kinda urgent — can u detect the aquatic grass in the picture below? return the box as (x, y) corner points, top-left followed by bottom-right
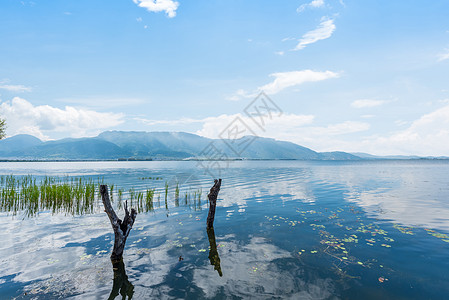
(174, 182), (180, 207)
(196, 189), (202, 211)
(0, 175), (100, 216)
(129, 188), (136, 208)
(145, 188), (155, 212)
(165, 181), (169, 209)
(109, 184), (114, 201)
(139, 176), (163, 180)
(0, 175), (207, 216)
(117, 188), (123, 209)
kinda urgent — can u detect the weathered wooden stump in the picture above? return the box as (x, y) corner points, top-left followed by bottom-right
(100, 185), (137, 262)
(206, 179), (222, 229)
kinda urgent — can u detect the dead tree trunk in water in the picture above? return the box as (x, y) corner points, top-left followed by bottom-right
(206, 179), (222, 229)
(100, 185), (137, 262)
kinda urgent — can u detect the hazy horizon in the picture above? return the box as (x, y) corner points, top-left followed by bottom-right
(2, 130), (448, 158)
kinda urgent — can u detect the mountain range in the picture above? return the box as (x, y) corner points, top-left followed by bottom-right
(0, 131), (443, 161)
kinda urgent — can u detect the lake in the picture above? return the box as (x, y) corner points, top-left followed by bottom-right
(1, 160), (448, 299)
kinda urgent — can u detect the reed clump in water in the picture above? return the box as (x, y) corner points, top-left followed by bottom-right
(0, 175), (206, 216)
(0, 175), (97, 217)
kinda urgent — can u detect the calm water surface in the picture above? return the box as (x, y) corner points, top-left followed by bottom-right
(0, 160), (448, 299)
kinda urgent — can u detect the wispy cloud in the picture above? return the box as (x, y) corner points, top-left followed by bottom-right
(360, 104), (449, 156)
(0, 97), (124, 140)
(297, 0), (325, 13)
(194, 114), (371, 155)
(0, 81), (32, 93)
(226, 89), (252, 101)
(195, 113), (315, 139)
(351, 99), (387, 108)
(437, 49), (449, 62)
(133, 0), (179, 18)
(135, 113), (316, 140)
(315, 121), (370, 136)
(281, 37), (296, 42)
(259, 70), (340, 95)
(58, 96), (145, 109)
(228, 70), (339, 101)
(135, 116), (207, 126)
(294, 18), (336, 50)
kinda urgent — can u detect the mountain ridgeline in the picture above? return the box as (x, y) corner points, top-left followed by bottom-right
(0, 131), (362, 160)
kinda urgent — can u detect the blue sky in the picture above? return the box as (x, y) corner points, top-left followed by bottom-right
(1, 0), (449, 155)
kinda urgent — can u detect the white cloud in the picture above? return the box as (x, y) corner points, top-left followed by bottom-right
(133, 0), (179, 18)
(281, 37), (296, 42)
(0, 97), (124, 140)
(394, 120), (408, 127)
(294, 19), (336, 50)
(226, 89), (251, 101)
(313, 121), (371, 136)
(286, 105), (449, 156)
(361, 104), (449, 156)
(136, 113), (315, 137)
(351, 99), (387, 108)
(58, 96), (145, 109)
(193, 113), (371, 154)
(196, 113), (315, 139)
(310, 0), (325, 7)
(135, 116), (206, 126)
(136, 104), (449, 156)
(0, 82), (32, 93)
(437, 49), (449, 61)
(297, 0), (325, 13)
(276, 121), (371, 153)
(275, 51), (285, 56)
(135, 112), (375, 154)
(361, 114), (375, 119)
(228, 70), (339, 101)
(259, 70), (339, 95)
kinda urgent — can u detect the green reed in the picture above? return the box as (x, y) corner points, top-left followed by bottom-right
(174, 182), (180, 207)
(0, 175), (206, 217)
(0, 175), (97, 217)
(164, 181), (169, 209)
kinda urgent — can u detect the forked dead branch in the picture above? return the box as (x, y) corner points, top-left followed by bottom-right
(100, 184), (137, 262)
(100, 179), (221, 262)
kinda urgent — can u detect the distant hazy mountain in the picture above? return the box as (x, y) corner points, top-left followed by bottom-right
(97, 131), (209, 159)
(0, 134), (43, 154)
(27, 138), (129, 160)
(0, 135), (129, 160)
(318, 151), (361, 160)
(0, 131), (364, 160)
(351, 152), (422, 160)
